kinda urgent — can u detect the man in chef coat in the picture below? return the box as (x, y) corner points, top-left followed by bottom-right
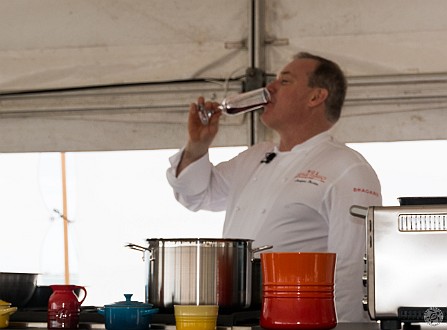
(166, 52), (382, 322)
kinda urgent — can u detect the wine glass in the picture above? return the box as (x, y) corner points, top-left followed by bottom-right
(198, 87), (270, 125)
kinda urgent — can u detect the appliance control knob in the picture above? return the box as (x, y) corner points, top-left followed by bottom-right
(362, 296), (368, 311)
(362, 272), (367, 287)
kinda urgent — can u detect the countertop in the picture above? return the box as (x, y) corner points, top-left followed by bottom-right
(10, 309), (447, 330)
(6, 322), (379, 330)
(8, 322), (447, 330)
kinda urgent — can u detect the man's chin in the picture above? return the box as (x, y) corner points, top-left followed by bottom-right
(259, 112), (271, 128)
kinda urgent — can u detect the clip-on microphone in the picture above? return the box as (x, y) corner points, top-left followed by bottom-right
(261, 152), (277, 164)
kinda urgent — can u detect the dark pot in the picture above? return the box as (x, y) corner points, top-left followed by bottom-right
(251, 258), (262, 309)
(398, 196), (447, 205)
(0, 273), (37, 308)
(24, 286), (53, 308)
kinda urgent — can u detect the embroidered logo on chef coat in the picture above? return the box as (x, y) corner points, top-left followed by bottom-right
(294, 170), (327, 185)
(353, 187), (380, 197)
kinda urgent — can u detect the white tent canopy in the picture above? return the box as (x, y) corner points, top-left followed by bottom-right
(1, 0), (446, 152)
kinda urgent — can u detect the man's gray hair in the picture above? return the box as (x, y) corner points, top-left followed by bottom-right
(294, 52), (347, 123)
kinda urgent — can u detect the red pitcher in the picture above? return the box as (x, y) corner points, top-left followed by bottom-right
(48, 284), (87, 329)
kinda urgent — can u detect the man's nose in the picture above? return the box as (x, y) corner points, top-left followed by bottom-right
(266, 80), (276, 93)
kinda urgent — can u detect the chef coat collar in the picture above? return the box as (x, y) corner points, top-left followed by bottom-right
(273, 131), (333, 154)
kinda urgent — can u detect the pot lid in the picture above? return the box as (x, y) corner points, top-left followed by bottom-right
(105, 294), (153, 308)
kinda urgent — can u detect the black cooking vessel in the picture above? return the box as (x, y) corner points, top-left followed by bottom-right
(0, 272), (37, 307)
(250, 258), (262, 309)
(398, 196), (447, 205)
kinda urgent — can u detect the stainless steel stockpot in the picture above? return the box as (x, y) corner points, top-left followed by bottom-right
(127, 238), (271, 310)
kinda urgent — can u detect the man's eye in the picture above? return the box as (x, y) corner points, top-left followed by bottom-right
(280, 79), (289, 84)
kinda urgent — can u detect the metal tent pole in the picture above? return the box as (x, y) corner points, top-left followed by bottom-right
(247, 0), (267, 146)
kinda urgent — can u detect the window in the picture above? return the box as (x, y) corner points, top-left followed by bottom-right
(0, 147), (246, 306)
(348, 140), (447, 206)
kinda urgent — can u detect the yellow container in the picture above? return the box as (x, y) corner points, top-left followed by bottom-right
(0, 300), (17, 329)
(174, 305), (218, 330)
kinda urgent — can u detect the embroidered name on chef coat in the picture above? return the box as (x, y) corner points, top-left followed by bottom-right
(294, 170), (327, 186)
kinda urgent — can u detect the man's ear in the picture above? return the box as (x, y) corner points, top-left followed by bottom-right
(308, 88), (329, 107)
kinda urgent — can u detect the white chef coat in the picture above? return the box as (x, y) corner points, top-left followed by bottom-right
(166, 131), (382, 322)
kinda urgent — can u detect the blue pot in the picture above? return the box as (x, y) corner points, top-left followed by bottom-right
(98, 294), (158, 330)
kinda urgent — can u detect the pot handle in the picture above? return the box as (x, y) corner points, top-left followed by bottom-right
(350, 205), (368, 219)
(126, 243), (149, 252)
(126, 243), (153, 262)
(250, 245), (273, 261)
(74, 286), (87, 305)
(141, 308), (159, 316)
(0, 307), (17, 316)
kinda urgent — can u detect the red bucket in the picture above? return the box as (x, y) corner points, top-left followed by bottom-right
(260, 252), (337, 330)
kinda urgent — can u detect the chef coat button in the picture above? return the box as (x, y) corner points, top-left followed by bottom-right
(253, 177), (257, 181)
(261, 209), (266, 214)
(235, 206), (241, 211)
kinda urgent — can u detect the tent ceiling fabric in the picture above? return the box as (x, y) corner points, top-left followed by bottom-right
(0, 0), (251, 92)
(1, 0), (447, 152)
(2, 0), (447, 91)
